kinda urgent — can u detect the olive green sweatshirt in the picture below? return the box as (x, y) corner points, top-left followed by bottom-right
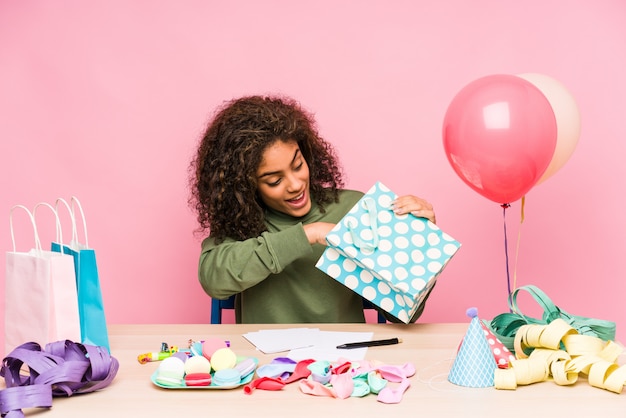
(198, 189), (431, 324)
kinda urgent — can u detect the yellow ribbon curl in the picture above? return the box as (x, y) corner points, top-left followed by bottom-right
(494, 318), (626, 393)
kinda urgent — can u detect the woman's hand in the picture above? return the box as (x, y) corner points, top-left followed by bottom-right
(392, 195), (436, 224)
(303, 222), (336, 245)
(304, 195), (436, 246)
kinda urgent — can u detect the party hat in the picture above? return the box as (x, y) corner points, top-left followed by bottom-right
(448, 307), (497, 387)
(478, 319), (515, 369)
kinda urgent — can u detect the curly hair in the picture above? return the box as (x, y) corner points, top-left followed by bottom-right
(189, 95), (344, 242)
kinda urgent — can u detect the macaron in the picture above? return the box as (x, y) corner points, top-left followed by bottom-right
(155, 356), (185, 387)
(171, 351), (189, 363)
(202, 338), (229, 360)
(210, 347), (237, 371)
(185, 372), (212, 387)
(212, 368), (241, 386)
(184, 355), (212, 375)
(234, 357), (257, 379)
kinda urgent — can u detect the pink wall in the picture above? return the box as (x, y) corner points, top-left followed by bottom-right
(2, 0), (625, 356)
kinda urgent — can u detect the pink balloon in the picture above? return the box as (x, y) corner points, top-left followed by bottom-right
(442, 74), (558, 204)
(516, 73), (581, 185)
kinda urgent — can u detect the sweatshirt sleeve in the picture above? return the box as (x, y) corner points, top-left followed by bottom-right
(198, 223), (312, 299)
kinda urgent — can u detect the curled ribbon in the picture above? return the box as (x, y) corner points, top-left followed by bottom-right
(494, 318), (626, 394)
(0, 340), (119, 417)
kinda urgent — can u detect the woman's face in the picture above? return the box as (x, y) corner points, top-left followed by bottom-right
(256, 139), (311, 217)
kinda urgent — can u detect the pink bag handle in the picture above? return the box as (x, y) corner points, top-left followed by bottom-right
(33, 202), (66, 248)
(9, 205), (42, 253)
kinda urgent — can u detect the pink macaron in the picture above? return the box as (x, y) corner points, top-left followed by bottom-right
(185, 372), (212, 387)
(202, 338), (229, 360)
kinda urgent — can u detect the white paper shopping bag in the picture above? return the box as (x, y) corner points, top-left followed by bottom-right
(4, 204), (81, 353)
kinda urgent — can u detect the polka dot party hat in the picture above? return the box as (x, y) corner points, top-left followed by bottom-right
(448, 308), (498, 388)
(478, 317), (516, 369)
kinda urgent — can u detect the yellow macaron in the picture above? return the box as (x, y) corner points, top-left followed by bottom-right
(209, 347), (237, 371)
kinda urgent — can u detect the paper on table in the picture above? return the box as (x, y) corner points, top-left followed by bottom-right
(242, 328), (320, 354)
(242, 328), (374, 361)
(288, 330), (374, 362)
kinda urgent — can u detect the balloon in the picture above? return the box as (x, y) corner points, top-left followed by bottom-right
(516, 73), (581, 185)
(442, 74), (557, 204)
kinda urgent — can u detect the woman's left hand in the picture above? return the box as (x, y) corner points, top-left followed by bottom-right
(391, 195), (436, 224)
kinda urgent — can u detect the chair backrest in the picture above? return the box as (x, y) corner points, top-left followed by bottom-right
(210, 296), (236, 324)
(210, 295), (386, 324)
(362, 299), (386, 324)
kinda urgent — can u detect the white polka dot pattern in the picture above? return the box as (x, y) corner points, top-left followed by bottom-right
(479, 320), (516, 368)
(315, 182), (461, 323)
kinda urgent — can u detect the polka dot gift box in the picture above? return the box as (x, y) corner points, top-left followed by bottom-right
(316, 181), (461, 323)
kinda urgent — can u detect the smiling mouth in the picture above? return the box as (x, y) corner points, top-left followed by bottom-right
(287, 192), (305, 204)
(287, 192), (306, 207)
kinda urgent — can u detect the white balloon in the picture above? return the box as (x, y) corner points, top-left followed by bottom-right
(516, 73), (581, 185)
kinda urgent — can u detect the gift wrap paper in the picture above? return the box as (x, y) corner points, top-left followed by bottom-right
(316, 182), (461, 323)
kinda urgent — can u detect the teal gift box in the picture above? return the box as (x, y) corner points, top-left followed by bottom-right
(316, 181), (461, 323)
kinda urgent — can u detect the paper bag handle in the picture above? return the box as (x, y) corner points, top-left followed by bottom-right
(345, 197), (379, 251)
(9, 205), (42, 252)
(71, 196), (89, 247)
(55, 196), (89, 247)
(33, 202), (66, 248)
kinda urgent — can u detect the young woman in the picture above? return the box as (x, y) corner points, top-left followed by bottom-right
(189, 95), (436, 323)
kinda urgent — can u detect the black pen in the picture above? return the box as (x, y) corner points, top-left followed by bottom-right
(336, 337), (402, 349)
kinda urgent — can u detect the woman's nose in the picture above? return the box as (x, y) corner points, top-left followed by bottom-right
(285, 173), (303, 192)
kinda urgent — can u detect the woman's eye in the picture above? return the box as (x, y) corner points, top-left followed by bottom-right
(294, 162), (304, 171)
(268, 179), (281, 187)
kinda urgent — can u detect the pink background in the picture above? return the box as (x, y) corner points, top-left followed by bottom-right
(1, 0), (625, 356)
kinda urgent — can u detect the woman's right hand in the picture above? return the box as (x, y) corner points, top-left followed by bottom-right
(303, 222), (335, 245)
